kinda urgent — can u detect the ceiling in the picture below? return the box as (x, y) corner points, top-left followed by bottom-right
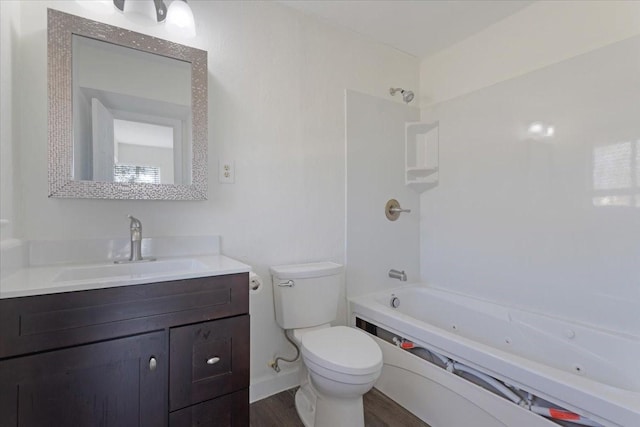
(279, 0), (534, 59)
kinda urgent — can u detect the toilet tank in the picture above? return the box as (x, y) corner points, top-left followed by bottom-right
(270, 262), (343, 330)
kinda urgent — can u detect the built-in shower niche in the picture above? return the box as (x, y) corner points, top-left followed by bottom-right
(405, 121), (439, 192)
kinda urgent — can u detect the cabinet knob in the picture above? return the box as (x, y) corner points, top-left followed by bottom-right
(206, 357), (220, 365)
(149, 357), (157, 371)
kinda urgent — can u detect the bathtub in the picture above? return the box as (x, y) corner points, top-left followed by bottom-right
(349, 285), (640, 427)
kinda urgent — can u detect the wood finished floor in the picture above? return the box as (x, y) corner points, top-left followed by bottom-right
(250, 388), (431, 427)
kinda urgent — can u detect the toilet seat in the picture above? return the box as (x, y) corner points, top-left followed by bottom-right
(301, 326), (382, 376)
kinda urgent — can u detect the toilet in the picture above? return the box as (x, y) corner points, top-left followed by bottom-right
(270, 262), (383, 427)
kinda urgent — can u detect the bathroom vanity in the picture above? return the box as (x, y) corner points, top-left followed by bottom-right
(0, 270), (250, 426)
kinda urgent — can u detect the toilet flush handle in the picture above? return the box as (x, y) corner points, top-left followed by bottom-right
(278, 280), (295, 287)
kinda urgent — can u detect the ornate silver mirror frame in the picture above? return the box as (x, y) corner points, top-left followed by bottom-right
(48, 9), (208, 200)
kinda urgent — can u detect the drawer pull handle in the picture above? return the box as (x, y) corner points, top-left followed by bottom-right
(149, 357), (157, 371)
(206, 357), (220, 365)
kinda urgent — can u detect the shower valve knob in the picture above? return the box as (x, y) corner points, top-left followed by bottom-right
(385, 199), (411, 221)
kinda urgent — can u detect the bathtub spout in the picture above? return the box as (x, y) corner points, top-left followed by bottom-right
(389, 269), (407, 281)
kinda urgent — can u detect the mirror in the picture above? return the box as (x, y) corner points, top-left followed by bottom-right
(73, 35), (192, 185)
(48, 9), (208, 200)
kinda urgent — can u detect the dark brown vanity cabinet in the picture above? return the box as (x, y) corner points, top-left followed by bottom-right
(0, 332), (168, 427)
(0, 273), (250, 427)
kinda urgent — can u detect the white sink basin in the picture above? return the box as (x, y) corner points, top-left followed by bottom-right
(54, 258), (209, 283)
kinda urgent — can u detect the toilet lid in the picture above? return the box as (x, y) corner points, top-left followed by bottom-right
(301, 326), (382, 376)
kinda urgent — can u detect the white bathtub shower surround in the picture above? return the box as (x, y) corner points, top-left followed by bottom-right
(350, 285), (640, 427)
(345, 91), (420, 299)
(420, 34), (640, 338)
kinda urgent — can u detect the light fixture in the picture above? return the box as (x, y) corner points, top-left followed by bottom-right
(166, 0), (196, 38)
(113, 0), (167, 22)
(113, 0), (196, 37)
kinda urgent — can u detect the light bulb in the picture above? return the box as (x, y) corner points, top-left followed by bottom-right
(166, 0), (196, 37)
(122, 0), (158, 22)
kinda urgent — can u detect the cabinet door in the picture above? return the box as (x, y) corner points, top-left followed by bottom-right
(170, 315), (249, 411)
(0, 331), (167, 427)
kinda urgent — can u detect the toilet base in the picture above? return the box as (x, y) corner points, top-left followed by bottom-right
(295, 383), (316, 427)
(295, 382), (365, 427)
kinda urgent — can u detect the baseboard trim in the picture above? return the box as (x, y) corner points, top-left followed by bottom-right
(250, 367), (300, 403)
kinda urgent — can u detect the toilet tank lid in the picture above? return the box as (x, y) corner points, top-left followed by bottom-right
(270, 262), (343, 279)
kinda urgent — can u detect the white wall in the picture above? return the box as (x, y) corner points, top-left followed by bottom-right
(0, 1), (21, 242)
(419, 4), (640, 336)
(346, 91), (420, 298)
(420, 1), (640, 106)
(5, 0), (418, 399)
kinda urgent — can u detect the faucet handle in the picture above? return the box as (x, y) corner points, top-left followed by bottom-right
(385, 199), (411, 221)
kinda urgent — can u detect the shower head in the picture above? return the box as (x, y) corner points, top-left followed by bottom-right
(390, 87), (414, 104)
(402, 90), (415, 103)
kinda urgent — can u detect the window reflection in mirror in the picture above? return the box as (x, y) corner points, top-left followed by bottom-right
(113, 120), (174, 184)
(72, 34), (192, 185)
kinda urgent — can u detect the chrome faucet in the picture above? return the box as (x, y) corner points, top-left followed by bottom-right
(128, 215), (143, 261)
(114, 215), (155, 264)
(389, 269), (407, 281)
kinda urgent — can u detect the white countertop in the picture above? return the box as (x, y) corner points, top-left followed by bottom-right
(0, 255), (251, 299)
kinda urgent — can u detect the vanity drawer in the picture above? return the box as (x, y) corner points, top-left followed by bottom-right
(0, 273), (249, 359)
(169, 389), (249, 427)
(169, 315), (250, 411)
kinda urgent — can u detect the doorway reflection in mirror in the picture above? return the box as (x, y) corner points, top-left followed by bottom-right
(72, 34), (191, 185)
